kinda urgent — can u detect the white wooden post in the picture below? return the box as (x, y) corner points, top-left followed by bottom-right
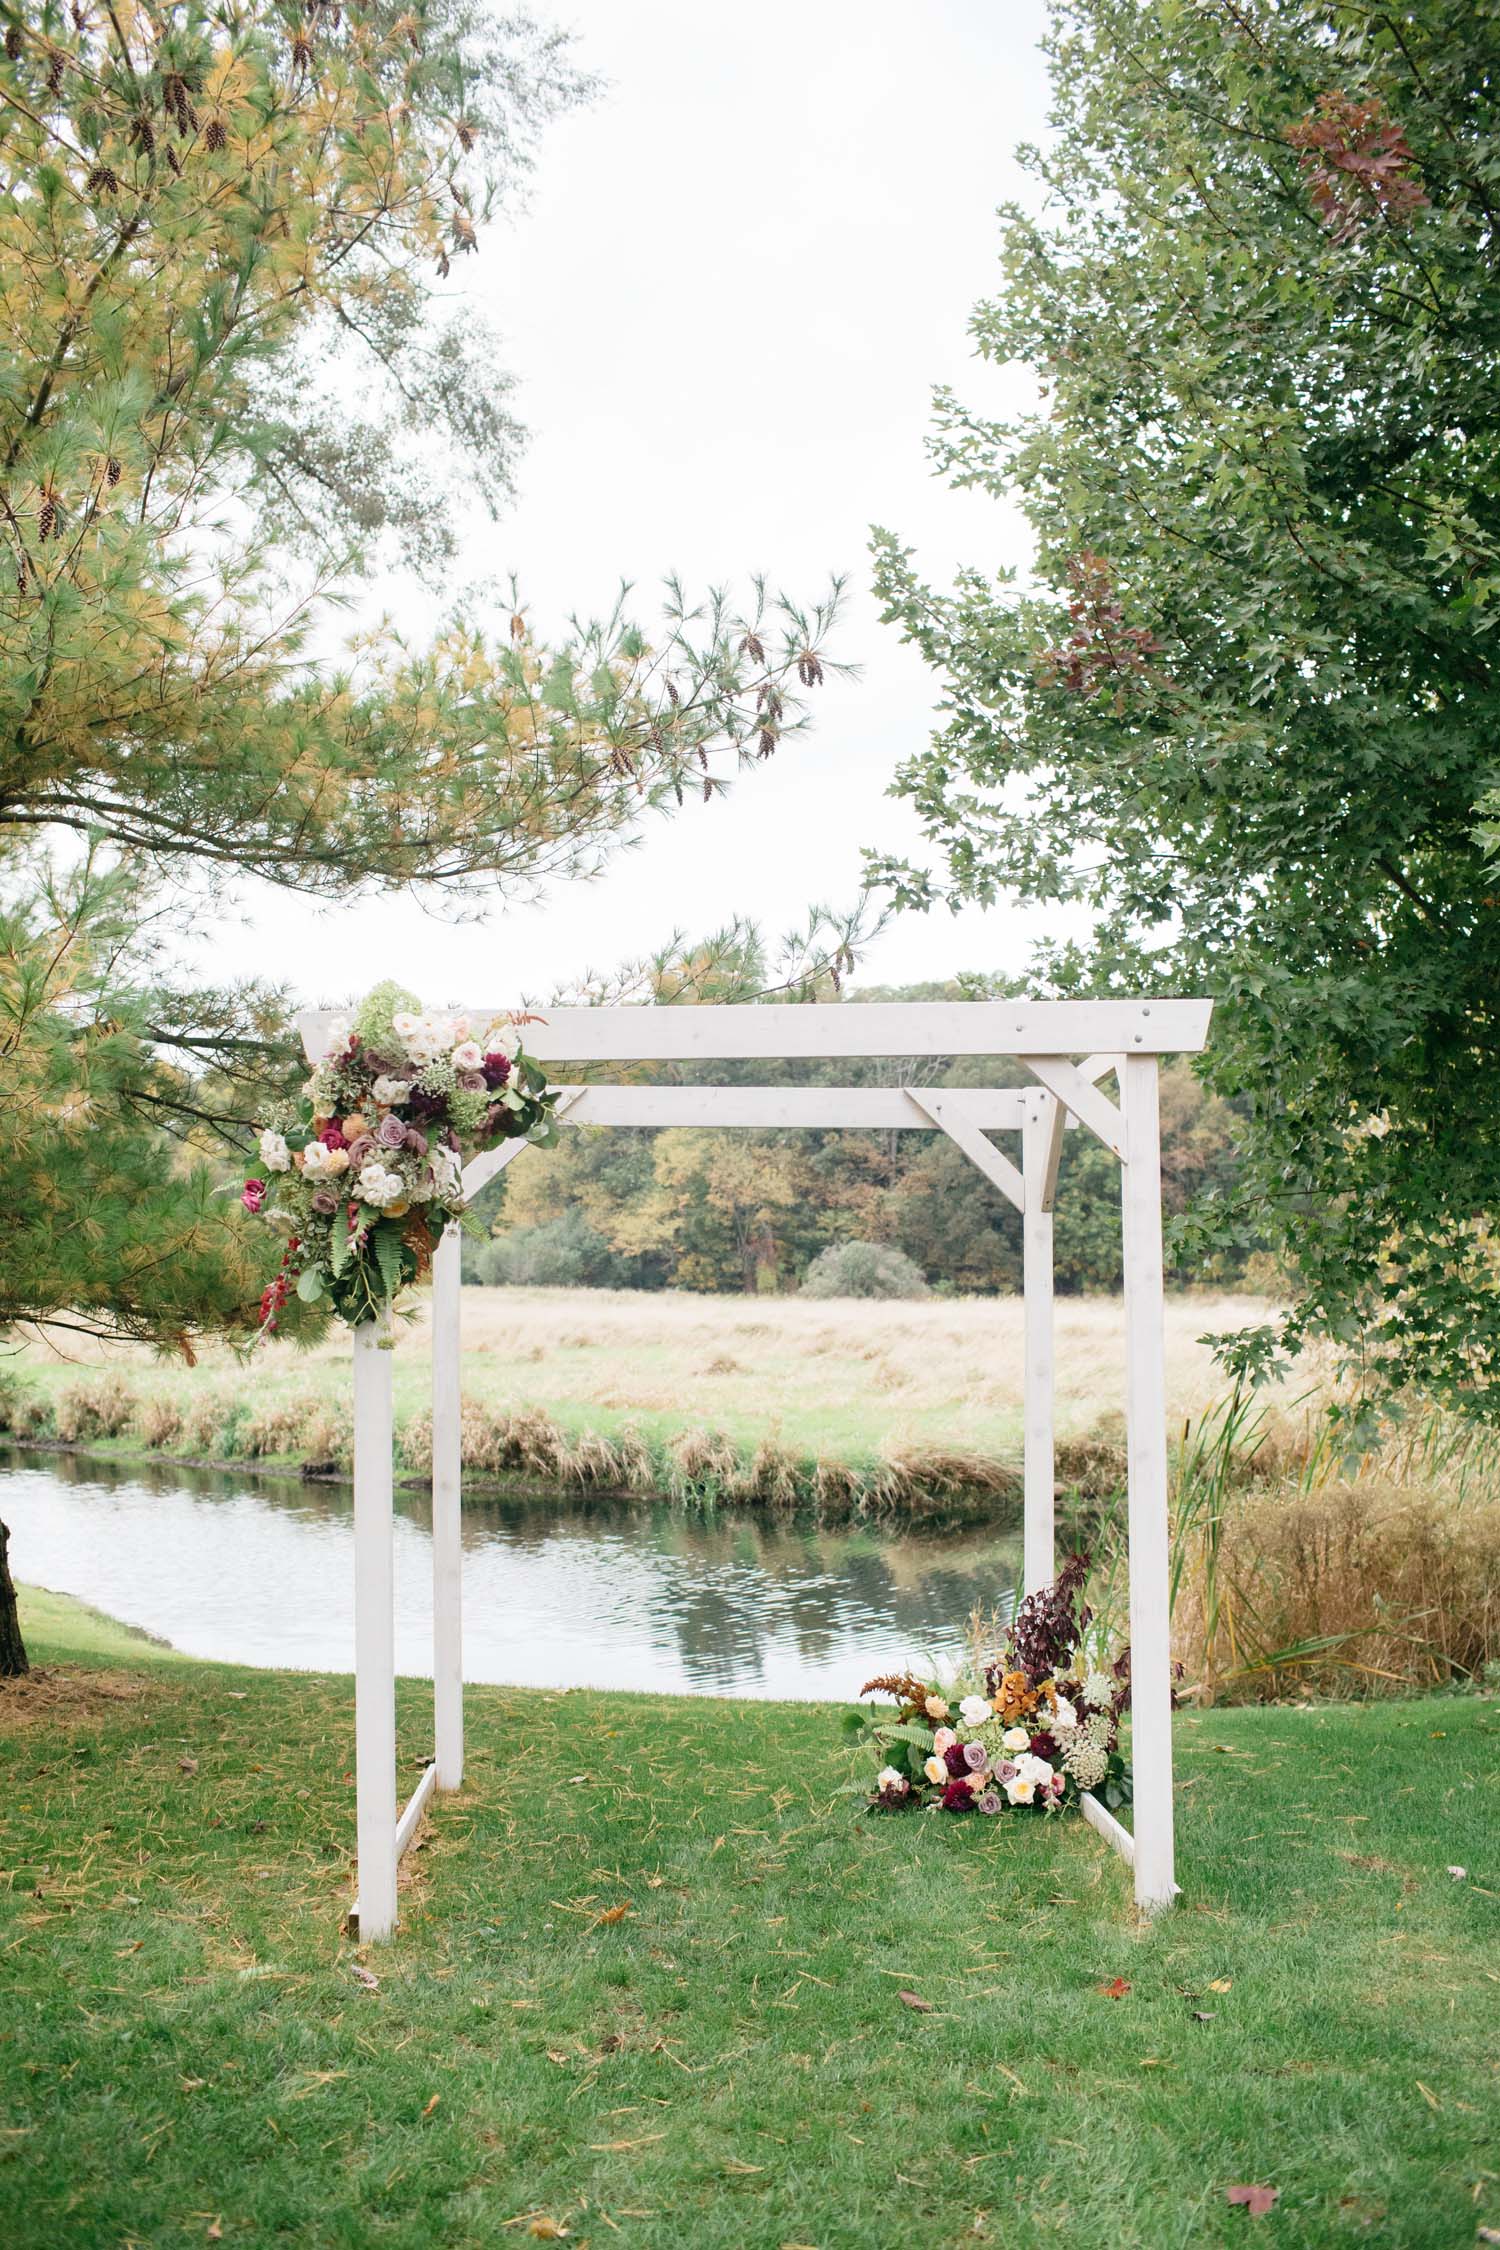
(352, 1318), (399, 1941)
(431, 1225), (464, 1791)
(1021, 1092), (1059, 1595)
(1120, 1053), (1176, 1912)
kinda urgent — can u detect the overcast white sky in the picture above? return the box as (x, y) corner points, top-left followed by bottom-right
(198, 0), (1067, 1009)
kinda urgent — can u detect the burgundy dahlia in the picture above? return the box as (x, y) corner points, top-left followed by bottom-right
(482, 1051), (512, 1088)
(1029, 1731), (1060, 1762)
(941, 1779), (974, 1811)
(943, 1743), (969, 1778)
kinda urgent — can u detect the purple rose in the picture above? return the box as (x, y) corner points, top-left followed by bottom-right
(310, 1188), (338, 1216)
(995, 1760), (1018, 1783)
(976, 1790), (1002, 1816)
(404, 1127), (429, 1157)
(346, 1133), (376, 1164)
(943, 1744), (969, 1778)
(963, 1740), (988, 1772)
(458, 1068), (487, 1093)
(377, 1113), (407, 1150)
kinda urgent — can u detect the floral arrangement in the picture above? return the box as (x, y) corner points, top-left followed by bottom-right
(844, 1555), (1132, 1820)
(244, 981), (560, 1332)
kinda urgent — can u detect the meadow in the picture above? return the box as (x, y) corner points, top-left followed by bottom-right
(2, 1588), (1497, 2250)
(6, 1285), (1305, 1488)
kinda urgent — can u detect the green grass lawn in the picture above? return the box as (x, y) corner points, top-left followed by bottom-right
(2, 1592), (1498, 2250)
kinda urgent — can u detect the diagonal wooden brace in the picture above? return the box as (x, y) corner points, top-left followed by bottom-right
(903, 1088), (1024, 1212)
(1022, 1055), (1126, 1161)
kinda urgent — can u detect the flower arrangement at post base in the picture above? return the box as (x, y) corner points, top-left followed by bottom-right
(246, 982), (560, 1334)
(842, 1554), (1132, 1820)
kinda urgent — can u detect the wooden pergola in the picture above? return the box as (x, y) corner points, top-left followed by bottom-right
(297, 997), (1213, 1937)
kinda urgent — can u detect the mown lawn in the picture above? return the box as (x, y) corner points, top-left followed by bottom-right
(2, 1592), (1497, 2250)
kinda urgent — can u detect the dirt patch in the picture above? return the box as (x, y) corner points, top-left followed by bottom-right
(0, 1663), (153, 1730)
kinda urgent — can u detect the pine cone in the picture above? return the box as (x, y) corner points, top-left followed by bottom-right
(456, 120), (474, 152)
(86, 163), (119, 196)
(45, 47), (62, 91)
(290, 31), (312, 72)
(5, 24), (23, 59)
(104, 456), (122, 487)
(165, 144), (181, 176)
(204, 116), (226, 151)
(131, 113), (155, 155)
(797, 650), (825, 687)
(37, 495), (58, 541)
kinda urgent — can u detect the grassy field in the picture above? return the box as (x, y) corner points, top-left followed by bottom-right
(3, 1590), (1497, 2249)
(7, 1287), (1306, 1480)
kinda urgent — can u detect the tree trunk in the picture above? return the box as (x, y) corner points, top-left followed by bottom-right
(0, 1517), (29, 1678)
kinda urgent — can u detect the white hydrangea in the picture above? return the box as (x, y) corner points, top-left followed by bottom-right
(322, 1016), (354, 1058)
(958, 1694), (992, 1728)
(371, 1076), (412, 1106)
(1051, 1695), (1079, 1733)
(355, 1161), (405, 1208)
(259, 1129), (291, 1173)
(1082, 1668), (1114, 1709)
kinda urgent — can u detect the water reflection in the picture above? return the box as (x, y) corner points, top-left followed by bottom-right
(2, 1446), (1019, 1700)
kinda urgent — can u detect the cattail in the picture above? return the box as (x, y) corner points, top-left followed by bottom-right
(86, 162), (118, 196)
(204, 115), (226, 151)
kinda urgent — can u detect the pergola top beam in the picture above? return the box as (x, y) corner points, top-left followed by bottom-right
(298, 998), (1211, 1066)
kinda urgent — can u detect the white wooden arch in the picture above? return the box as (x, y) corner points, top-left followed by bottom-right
(296, 997), (1213, 1937)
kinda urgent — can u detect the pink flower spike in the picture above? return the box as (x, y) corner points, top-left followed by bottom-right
(241, 1179), (266, 1213)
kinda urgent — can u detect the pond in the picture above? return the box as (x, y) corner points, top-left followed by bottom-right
(3, 1449), (1020, 1700)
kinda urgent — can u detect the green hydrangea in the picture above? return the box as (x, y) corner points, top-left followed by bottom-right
(448, 1085), (491, 1135)
(355, 981), (421, 1052)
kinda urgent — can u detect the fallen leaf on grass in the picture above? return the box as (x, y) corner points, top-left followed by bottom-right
(421, 2095), (440, 2120)
(1099, 1977), (1131, 1999)
(1226, 2184), (1278, 2218)
(593, 1903), (632, 1928)
(205, 2224), (223, 2243)
(897, 1990), (934, 2013)
(1446, 1865), (1467, 1880)
(1208, 1978), (1233, 1993)
(350, 1965), (380, 1990)
(1414, 2081), (1440, 2111)
(528, 2222), (569, 2242)
(1475, 2228), (1500, 2245)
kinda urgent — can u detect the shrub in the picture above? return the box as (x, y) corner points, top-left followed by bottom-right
(136, 1394), (184, 1449)
(0, 1371), (52, 1439)
(801, 1241), (929, 1300)
(53, 1373), (139, 1442)
(465, 1210), (628, 1289)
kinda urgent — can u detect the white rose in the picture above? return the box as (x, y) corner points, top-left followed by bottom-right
(302, 1140), (350, 1179)
(1052, 1696), (1078, 1733)
(876, 1766), (907, 1793)
(322, 1015), (354, 1057)
(371, 1076), (412, 1106)
(259, 1129), (291, 1173)
(451, 1040), (484, 1072)
(1014, 1753), (1053, 1787)
(959, 1695), (992, 1729)
(392, 1011), (420, 1043)
(1005, 1776), (1036, 1805)
(1002, 1726), (1031, 1754)
(355, 1161), (404, 1208)
(923, 1755), (946, 1786)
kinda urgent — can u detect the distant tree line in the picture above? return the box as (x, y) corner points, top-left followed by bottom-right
(464, 982), (1258, 1296)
